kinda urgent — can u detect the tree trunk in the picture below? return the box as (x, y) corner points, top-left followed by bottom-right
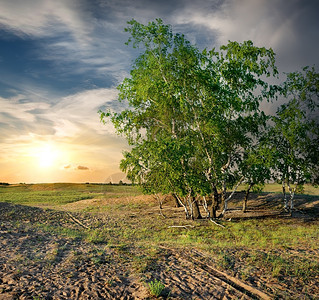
(211, 186), (219, 219)
(220, 180), (227, 213)
(172, 193), (182, 208)
(186, 193), (193, 220)
(154, 194), (166, 218)
(287, 181), (295, 214)
(221, 176), (245, 216)
(192, 197), (202, 220)
(282, 178), (288, 211)
(243, 183), (253, 213)
(202, 196), (210, 218)
(175, 194), (190, 219)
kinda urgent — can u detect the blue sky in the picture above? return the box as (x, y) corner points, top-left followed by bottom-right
(0, 0), (318, 183)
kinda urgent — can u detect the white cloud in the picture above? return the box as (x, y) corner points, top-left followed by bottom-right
(0, 94), (51, 123)
(49, 88), (119, 137)
(0, 0), (91, 40)
(0, 87), (119, 141)
(174, 0), (319, 71)
(0, 0), (130, 80)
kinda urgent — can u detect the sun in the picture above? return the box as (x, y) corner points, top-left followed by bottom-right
(36, 144), (59, 168)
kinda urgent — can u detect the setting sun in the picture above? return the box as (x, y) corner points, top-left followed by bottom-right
(35, 144), (60, 168)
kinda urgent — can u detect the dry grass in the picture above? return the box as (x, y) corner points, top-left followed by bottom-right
(0, 183), (318, 299)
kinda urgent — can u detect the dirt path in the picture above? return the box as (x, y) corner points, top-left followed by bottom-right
(0, 201), (276, 299)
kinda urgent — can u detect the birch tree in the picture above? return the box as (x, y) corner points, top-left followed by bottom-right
(240, 146), (272, 212)
(100, 19), (279, 219)
(268, 67), (319, 213)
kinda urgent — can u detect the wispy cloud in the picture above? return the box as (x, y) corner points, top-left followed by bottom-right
(0, 0), (91, 39)
(0, 94), (50, 123)
(0, 87), (119, 137)
(48, 88), (120, 136)
(1, 0), (318, 78)
(0, 0), (130, 84)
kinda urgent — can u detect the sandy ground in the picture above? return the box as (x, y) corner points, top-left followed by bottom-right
(0, 201), (278, 300)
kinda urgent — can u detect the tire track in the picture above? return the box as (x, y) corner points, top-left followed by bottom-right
(159, 246), (272, 300)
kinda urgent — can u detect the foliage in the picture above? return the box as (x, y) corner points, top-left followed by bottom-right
(265, 66), (319, 211)
(147, 279), (165, 297)
(100, 18), (279, 218)
(99, 19), (319, 218)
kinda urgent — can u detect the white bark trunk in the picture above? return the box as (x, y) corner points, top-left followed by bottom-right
(287, 181), (296, 212)
(282, 178), (288, 210)
(222, 176), (245, 215)
(187, 193), (194, 219)
(202, 196), (210, 218)
(175, 194), (190, 219)
(153, 193), (166, 218)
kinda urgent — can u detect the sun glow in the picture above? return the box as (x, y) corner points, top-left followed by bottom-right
(35, 144), (60, 168)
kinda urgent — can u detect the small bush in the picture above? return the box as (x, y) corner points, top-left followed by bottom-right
(295, 184), (305, 194)
(148, 279), (165, 297)
(218, 252), (235, 270)
(86, 229), (108, 244)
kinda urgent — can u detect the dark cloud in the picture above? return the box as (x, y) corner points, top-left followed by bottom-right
(261, 0), (319, 72)
(77, 165), (89, 170)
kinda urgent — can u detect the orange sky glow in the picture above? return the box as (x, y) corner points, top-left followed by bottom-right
(1, 1), (318, 183)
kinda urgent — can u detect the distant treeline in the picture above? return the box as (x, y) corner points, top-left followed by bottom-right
(85, 181), (132, 186)
(0, 182), (134, 186)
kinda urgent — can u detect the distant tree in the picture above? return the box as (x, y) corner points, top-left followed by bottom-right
(284, 67), (319, 184)
(239, 145), (272, 212)
(267, 67), (319, 213)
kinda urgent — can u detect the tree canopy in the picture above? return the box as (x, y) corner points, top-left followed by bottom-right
(100, 19), (319, 218)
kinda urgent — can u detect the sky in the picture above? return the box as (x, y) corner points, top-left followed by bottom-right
(0, 0), (318, 183)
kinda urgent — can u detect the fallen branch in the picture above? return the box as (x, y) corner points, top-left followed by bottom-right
(67, 212), (90, 229)
(159, 210), (166, 218)
(168, 225), (195, 229)
(210, 219), (225, 228)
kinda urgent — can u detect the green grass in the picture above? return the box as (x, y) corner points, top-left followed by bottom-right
(36, 223), (84, 239)
(0, 183), (140, 206)
(0, 189), (98, 206)
(81, 209), (318, 285)
(147, 279), (165, 297)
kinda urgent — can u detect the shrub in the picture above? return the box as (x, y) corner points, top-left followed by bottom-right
(148, 279), (165, 297)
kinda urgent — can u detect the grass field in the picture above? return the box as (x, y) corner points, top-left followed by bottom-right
(0, 183), (318, 299)
(238, 183), (319, 195)
(0, 183), (140, 206)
